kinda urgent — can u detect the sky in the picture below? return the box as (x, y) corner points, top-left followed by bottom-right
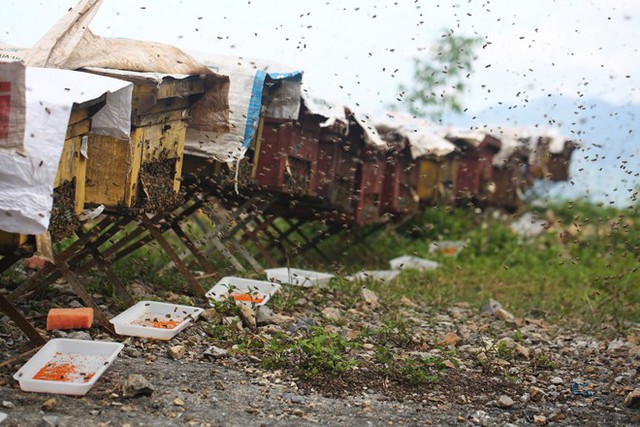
(2, 0), (639, 114)
(1, 0), (639, 206)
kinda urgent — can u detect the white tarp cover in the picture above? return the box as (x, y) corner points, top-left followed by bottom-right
(0, 60), (25, 151)
(445, 128), (486, 147)
(482, 126), (529, 167)
(375, 111), (456, 159)
(301, 91), (386, 149)
(0, 62), (133, 235)
(185, 54), (302, 162)
(20, 0), (229, 133)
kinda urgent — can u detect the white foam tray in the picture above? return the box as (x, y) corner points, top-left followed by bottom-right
(347, 270), (400, 282)
(265, 267), (334, 287)
(206, 277), (281, 306)
(109, 301), (204, 340)
(428, 240), (465, 256)
(13, 338), (123, 395)
(389, 255), (440, 271)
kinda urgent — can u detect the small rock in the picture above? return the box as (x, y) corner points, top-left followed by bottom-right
(358, 288), (379, 306)
(122, 374), (154, 398)
(480, 299), (502, 314)
(441, 332), (462, 347)
(173, 398), (185, 407)
(608, 338), (626, 352)
(90, 410), (100, 416)
(515, 344), (530, 358)
(321, 307), (342, 322)
(168, 345), (186, 360)
(223, 316), (243, 331)
(495, 308), (515, 322)
(67, 331), (91, 340)
(550, 376), (563, 385)
(1, 401), (14, 409)
(362, 343), (374, 350)
(283, 393), (306, 404)
(67, 300), (83, 309)
(203, 345), (228, 359)
(237, 303), (257, 330)
(287, 317), (317, 333)
(496, 395), (515, 409)
(294, 298), (307, 306)
(533, 415), (548, 425)
(530, 386), (546, 401)
(625, 388), (640, 408)
(256, 305), (275, 326)
(40, 415), (59, 427)
(41, 397), (58, 411)
(201, 308), (220, 322)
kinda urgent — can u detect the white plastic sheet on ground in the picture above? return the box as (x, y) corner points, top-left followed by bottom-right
(185, 54), (302, 163)
(0, 62), (132, 235)
(375, 111), (456, 159)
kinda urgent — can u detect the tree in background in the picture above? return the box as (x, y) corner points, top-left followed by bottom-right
(397, 31), (482, 121)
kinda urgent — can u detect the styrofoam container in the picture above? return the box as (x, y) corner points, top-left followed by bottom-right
(109, 301), (204, 340)
(206, 277), (281, 306)
(13, 338), (123, 395)
(428, 240), (465, 256)
(265, 267), (334, 287)
(389, 255), (440, 271)
(347, 270), (400, 282)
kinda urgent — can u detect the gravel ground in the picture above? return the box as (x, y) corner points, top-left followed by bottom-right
(1, 280), (639, 426)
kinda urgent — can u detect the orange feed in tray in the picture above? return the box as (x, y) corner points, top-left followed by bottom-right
(46, 308), (94, 330)
(230, 293), (264, 304)
(148, 320), (180, 329)
(33, 362), (93, 383)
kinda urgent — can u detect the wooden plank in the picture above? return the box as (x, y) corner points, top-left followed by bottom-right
(156, 76), (205, 100)
(84, 136), (135, 207)
(54, 137), (77, 187)
(140, 216), (207, 297)
(74, 137), (87, 214)
(65, 118), (91, 140)
(133, 108), (188, 128)
(137, 120), (187, 162)
(0, 293), (47, 346)
(0, 231), (28, 248)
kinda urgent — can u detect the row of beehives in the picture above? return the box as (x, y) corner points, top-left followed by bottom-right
(0, 1), (576, 253)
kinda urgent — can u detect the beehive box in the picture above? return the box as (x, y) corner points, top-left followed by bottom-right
(51, 96), (107, 240)
(451, 134), (501, 203)
(81, 70), (205, 211)
(417, 155), (459, 206)
(315, 125), (385, 226)
(251, 115), (321, 197)
(380, 142), (420, 216)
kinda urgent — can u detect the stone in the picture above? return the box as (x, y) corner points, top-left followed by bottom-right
(173, 398), (185, 407)
(496, 395), (515, 408)
(515, 343), (530, 359)
(41, 397), (59, 411)
(441, 332), (463, 347)
(608, 338), (626, 352)
(67, 331), (91, 341)
(223, 316), (243, 331)
(362, 343), (374, 350)
(625, 388), (640, 408)
(533, 415), (548, 425)
(495, 308), (515, 322)
(549, 376), (563, 385)
(358, 288), (379, 306)
(168, 345), (186, 360)
(39, 416), (60, 427)
(321, 307), (342, 322)
(530, 386), (546, 401)
(237, 303), (257, 330)
(1, 401), (14, 409)
(203, 345), (228, 359)
(122, 374), (154, 398)
(480, 299), (502, 314)
(201, 308), (220, 323)
(256, 306), (292, 326)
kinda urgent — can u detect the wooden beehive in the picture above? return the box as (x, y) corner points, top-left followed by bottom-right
(417, 155), (459, 206)
(250, 115), (321, 197)
(81, 70), (205, 211)
(450, 134), (501, 204)
(489, 147), (530, 212)
(379, 136), (420, 217)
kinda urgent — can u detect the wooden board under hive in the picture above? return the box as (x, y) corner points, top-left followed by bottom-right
(81, 71), (205, 212)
